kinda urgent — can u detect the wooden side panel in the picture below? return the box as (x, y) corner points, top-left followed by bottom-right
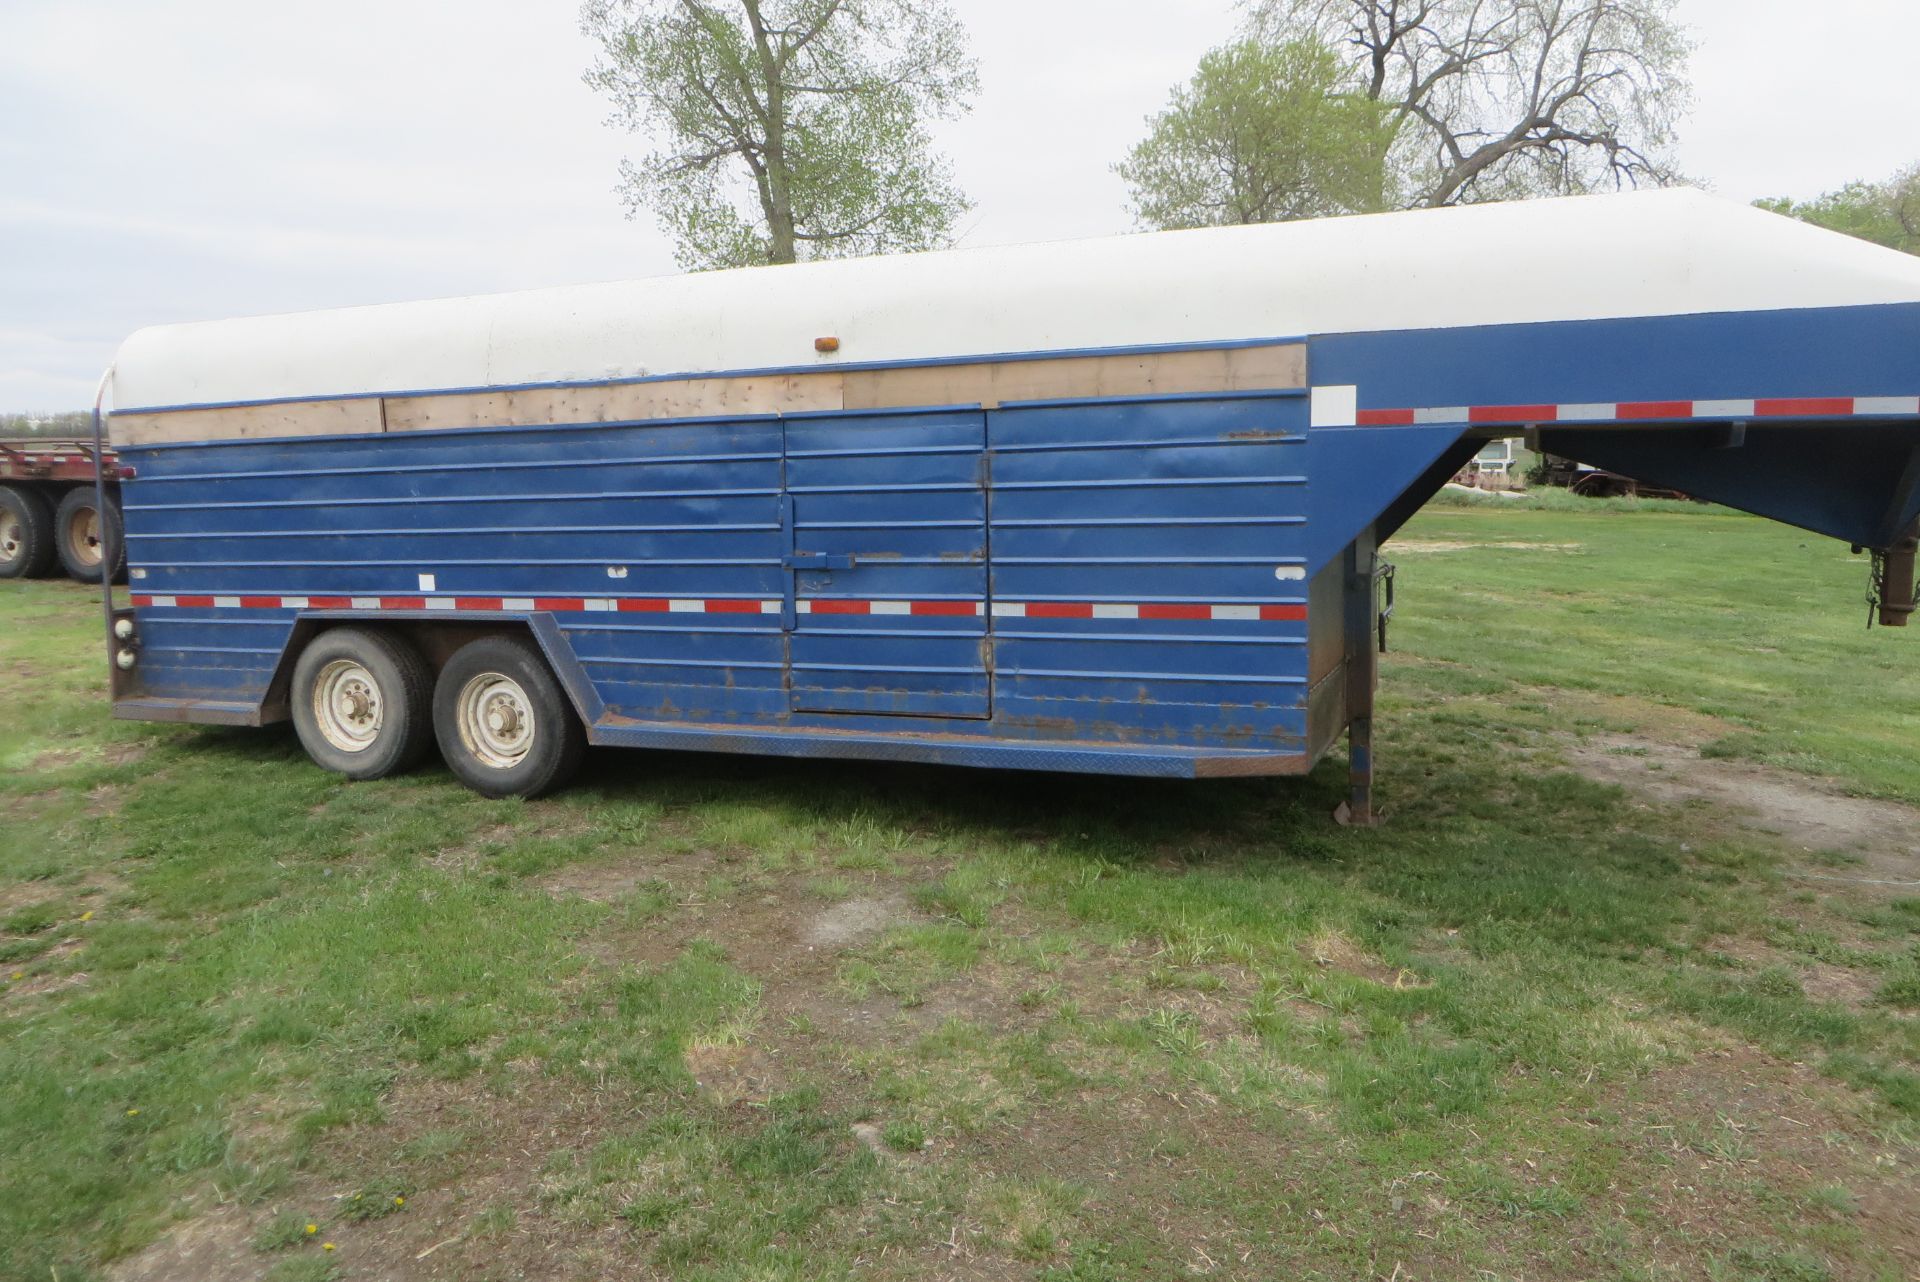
(844, 344), (1306, 410)
(111, 343), (1307, 446)
(112, 398), (384, 446)
(383, 373), (846, 432)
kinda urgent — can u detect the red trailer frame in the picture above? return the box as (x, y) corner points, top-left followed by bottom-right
(0, 438), (123, 583)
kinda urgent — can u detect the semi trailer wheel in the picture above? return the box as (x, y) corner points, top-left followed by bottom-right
(289, 628), (435, 780)
(433, 636), (585, 798)
(0, 485), (56, 579)
(52, 488), (124, 583)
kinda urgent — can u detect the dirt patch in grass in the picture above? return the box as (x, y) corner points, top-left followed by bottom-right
(540, 858), (676, 903)
(1705, 935), (1881, 1010)
(105, 1204), (255, 1282)
(1613, 1042), (1920, 1274)
(1303, 929), (1426, 988)
(27, 741), (148, 774)
(1569, 733), (1920, 891)
(802, 894), (912, 950)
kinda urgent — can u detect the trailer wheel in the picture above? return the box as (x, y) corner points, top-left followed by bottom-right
(0, 485), (56, 580)
(433, 636), (585, 799)
(53, 488), (124, 583)
(290, 628), (435, 780)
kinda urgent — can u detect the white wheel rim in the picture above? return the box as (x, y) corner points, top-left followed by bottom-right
(64, 505), (102, 568)
(1, 514), (19, 561)
(457, 672), (535, 769)
(313, 659), (384, 753)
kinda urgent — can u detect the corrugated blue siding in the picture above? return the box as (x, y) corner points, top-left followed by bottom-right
(988, 396), (1309, 750)
(118, 391), (1315, 757)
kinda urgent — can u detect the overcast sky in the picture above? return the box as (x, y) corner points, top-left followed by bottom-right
(3, 0), (1916, 409)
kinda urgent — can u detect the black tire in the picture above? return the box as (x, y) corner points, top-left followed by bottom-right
(52, 487), (123, 583)
(289, 628), (435, 781)
(433, 635), (586, 799)
(0, 485), (56, 580)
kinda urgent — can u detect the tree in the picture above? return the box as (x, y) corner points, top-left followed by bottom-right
(1117, 38), (1399, 230)
(1253, 0), (1691, 208)
(1756, 164), (1920, 255)
(581, 0), (977, 270)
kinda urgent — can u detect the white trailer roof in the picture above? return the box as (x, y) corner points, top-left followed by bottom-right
(110, 188), (1920, 413)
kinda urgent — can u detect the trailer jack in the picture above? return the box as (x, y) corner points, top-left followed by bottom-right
(1868, 521), (1919, 628)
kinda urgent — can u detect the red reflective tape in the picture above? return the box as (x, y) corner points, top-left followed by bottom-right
(705, 599), (763, 614)
(533, 597), (586, 612)
(1026, 601), (1094, 619)
(808, 599), (871, 615)
(910, 600), (976, 616)
(1614, 400), (1695, 420)
(454, 596), (503, 610)
(1470, 404), (1557, 424)
(380, 596), (426, 610)
(618, 597), (671, 613)
(238, 595), (280, 609)
(130, 594), (153, 606)
(1755, 397), (1854, 417)
(305, 596), (352, 609)
(1138, 602), (1211, 620)
(1258, 604), (1308, 621)
(1356, 408), (1415, 427)
(174, 595), (215, 608)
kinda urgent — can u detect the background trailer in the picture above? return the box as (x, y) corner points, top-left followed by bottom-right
(98, 191), (1920, 815)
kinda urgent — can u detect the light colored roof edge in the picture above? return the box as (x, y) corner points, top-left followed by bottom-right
(110, 189), (1920, 413)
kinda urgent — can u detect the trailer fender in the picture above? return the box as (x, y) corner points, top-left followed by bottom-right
(255, 612), (605, 731)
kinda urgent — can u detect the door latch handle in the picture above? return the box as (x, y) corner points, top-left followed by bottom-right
(782, 552), (855, 571)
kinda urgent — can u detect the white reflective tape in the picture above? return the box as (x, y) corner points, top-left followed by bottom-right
(795, 600), (815, 614)
(759, 599), (781, 613)
(351, 596), (381, 610)
(425, 597), (456, 611)
(281, 596), (309, 609)
(417, 573), (436, 591)
(1212, 604), (1260, 621)
(149, 594), (176, 607)
(1308, 384), (1358, 428)
(668, 599), (702, 612)
(871, 600), (911, 616)
(1092, 603), (1137, 619)
(502, 597), (535, 611)
(990, 602), (1027, 618)
(1413, 406), (1471, 425)
(1557, 403), (1617, 421)
(1856, 396), (1920, 416)
(585, 599), (615, 612)
(1694, 399), (1754, 418)
(213, 595), (241, 609)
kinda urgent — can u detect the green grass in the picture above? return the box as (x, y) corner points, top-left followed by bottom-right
(0, 500), (1916, 1281)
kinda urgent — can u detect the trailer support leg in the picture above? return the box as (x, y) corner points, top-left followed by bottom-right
(1335, 535), (1379, 827)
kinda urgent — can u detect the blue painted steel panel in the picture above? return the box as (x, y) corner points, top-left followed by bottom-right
(118, 390), (1322, 760)
(1310, 303), (1920, 411)
(785, 410), (990, 717)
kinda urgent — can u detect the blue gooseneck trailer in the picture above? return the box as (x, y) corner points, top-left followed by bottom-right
(99, 191), (1920, 816)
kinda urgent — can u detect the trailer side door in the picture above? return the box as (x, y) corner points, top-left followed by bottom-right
(783, 410), (990, 719)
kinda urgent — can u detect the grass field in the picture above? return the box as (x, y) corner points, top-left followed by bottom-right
(2, 500), (1917, 1282)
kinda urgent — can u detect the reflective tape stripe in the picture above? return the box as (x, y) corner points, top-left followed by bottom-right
(128, 595), (1309, 622)
(1359, 394), (1917, 425)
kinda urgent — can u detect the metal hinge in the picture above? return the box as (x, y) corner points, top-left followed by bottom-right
(782, 552), (855, 571)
